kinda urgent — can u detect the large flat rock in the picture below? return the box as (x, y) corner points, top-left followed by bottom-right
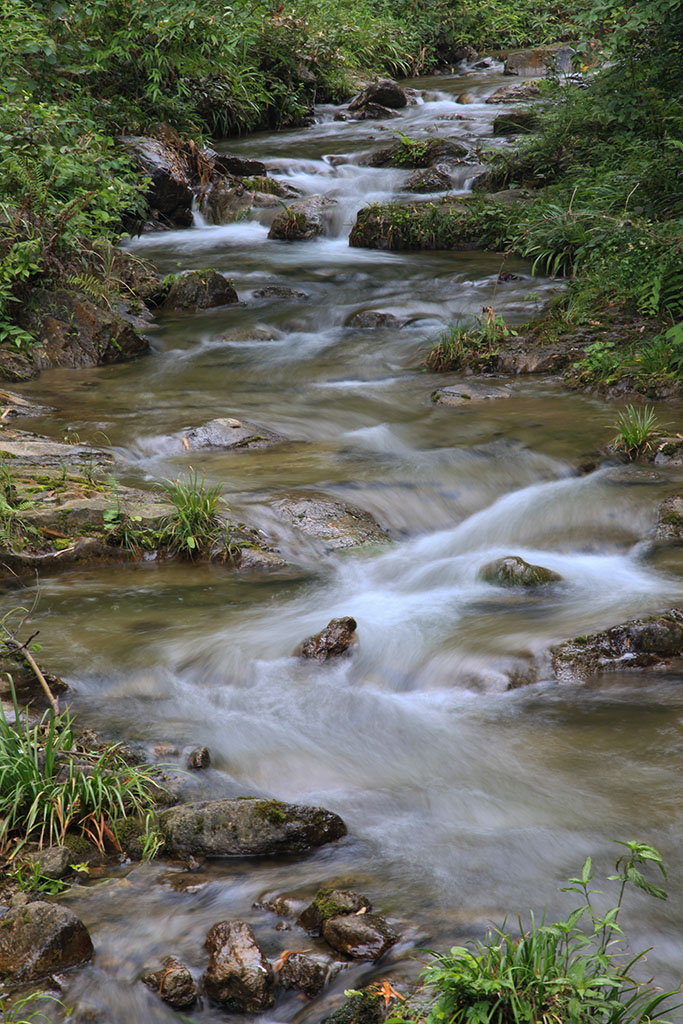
(159, 797), (347, 858)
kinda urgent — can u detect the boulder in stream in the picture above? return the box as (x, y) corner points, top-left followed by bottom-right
(213, 153), (268, 178)
(322, 913), (397, 960)
(297, 617), (358, 663)
(158, 797), (347, 857)
(275, 493), (389, 550)
(276, 951), (339, 996)
(551, 608), (683, 684)
(347, 310), (405, 329)
(349, 80), (408, 110)
(407, 166), (453, 192)
(142, 955), (198, 1009)
(14, 288), (149, 378)
(187, 745), (211, 769)
(268, 196), (336, 241)
(349, 102), (401, 121)
(122, 135), (194, 227)
(322, 987), (389, 1024)
(204, 921), (274, 1012)
(297, 887), (372, 934)
(654, 496), (683, 541)
(480, 556), (562, 587)
(367, 138), (467, 169)
(162, 270), (238, 311)
(179, 416), (284, 451)
(199, 180), (252, 224)
(0, 901), (93, 983)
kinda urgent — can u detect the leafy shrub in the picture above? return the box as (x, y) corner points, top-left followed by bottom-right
(392, 843), (681, 1024)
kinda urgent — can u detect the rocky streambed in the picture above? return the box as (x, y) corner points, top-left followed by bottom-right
(0, 54), (682, 1024)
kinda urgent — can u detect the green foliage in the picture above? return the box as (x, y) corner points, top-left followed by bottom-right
(611, 405), (661, 458)
(0, 461), (42, 551)
(0, 683), (163, 853)
(392, 843), (681, 1024)
(0, 993), (63, 1024)
(160, 467), (233, 559)
(390, 132), (430, 168)
(426, 311), (517, 372)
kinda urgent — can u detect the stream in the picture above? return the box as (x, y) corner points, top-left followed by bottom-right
(10, 60), (683, 1021)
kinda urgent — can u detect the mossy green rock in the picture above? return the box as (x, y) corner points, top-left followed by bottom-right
(654, 496), (683, 540)
(479, 555), (562, 587)
(323, 988), (387, 1024)
(162, 270), (238, 311)
(159, 797), (346, 858)
(551, 608), (683, 683)
(297, 887), (372, 934)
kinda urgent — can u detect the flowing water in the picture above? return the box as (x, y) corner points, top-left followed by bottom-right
(9, 61), (683, 1021)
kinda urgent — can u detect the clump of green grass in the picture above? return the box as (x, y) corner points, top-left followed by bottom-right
(0, 461), (43, 552)
(0, 993), (63, 1024)
(392, 842), (681, 1024)
(425, 310), (516, 373)
(611, 404), (661, 458)
(160, 467), (232, 559)
(0, 685), (163, 854)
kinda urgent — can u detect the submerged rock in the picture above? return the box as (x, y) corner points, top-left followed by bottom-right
(268, 196), (336, 241)
(432, 382), (510, 406)
(253, 285), (309, 300)
(322, 913), (397, 960)
(162, 270), (238, 311)
(297, 888), (372, 934)
(479, 556), (562, 587)
(275, 493), (389, 550)
(204, 921), (274, 1012)
(297, 617), (358, 663)
(142, 956), (198, 1009)
(159, 797), (347, 857)
(349, 80), (408, 110)
(551, 609), (683, 684)
(0, 901), (93, 983)
(654, 496), (683, 541)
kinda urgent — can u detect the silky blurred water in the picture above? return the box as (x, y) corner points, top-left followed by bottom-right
(7, 59), (683, 1023)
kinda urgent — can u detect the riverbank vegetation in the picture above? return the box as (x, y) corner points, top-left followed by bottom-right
(0, 0), (589, 355)
(392, 843), (681, 1024)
